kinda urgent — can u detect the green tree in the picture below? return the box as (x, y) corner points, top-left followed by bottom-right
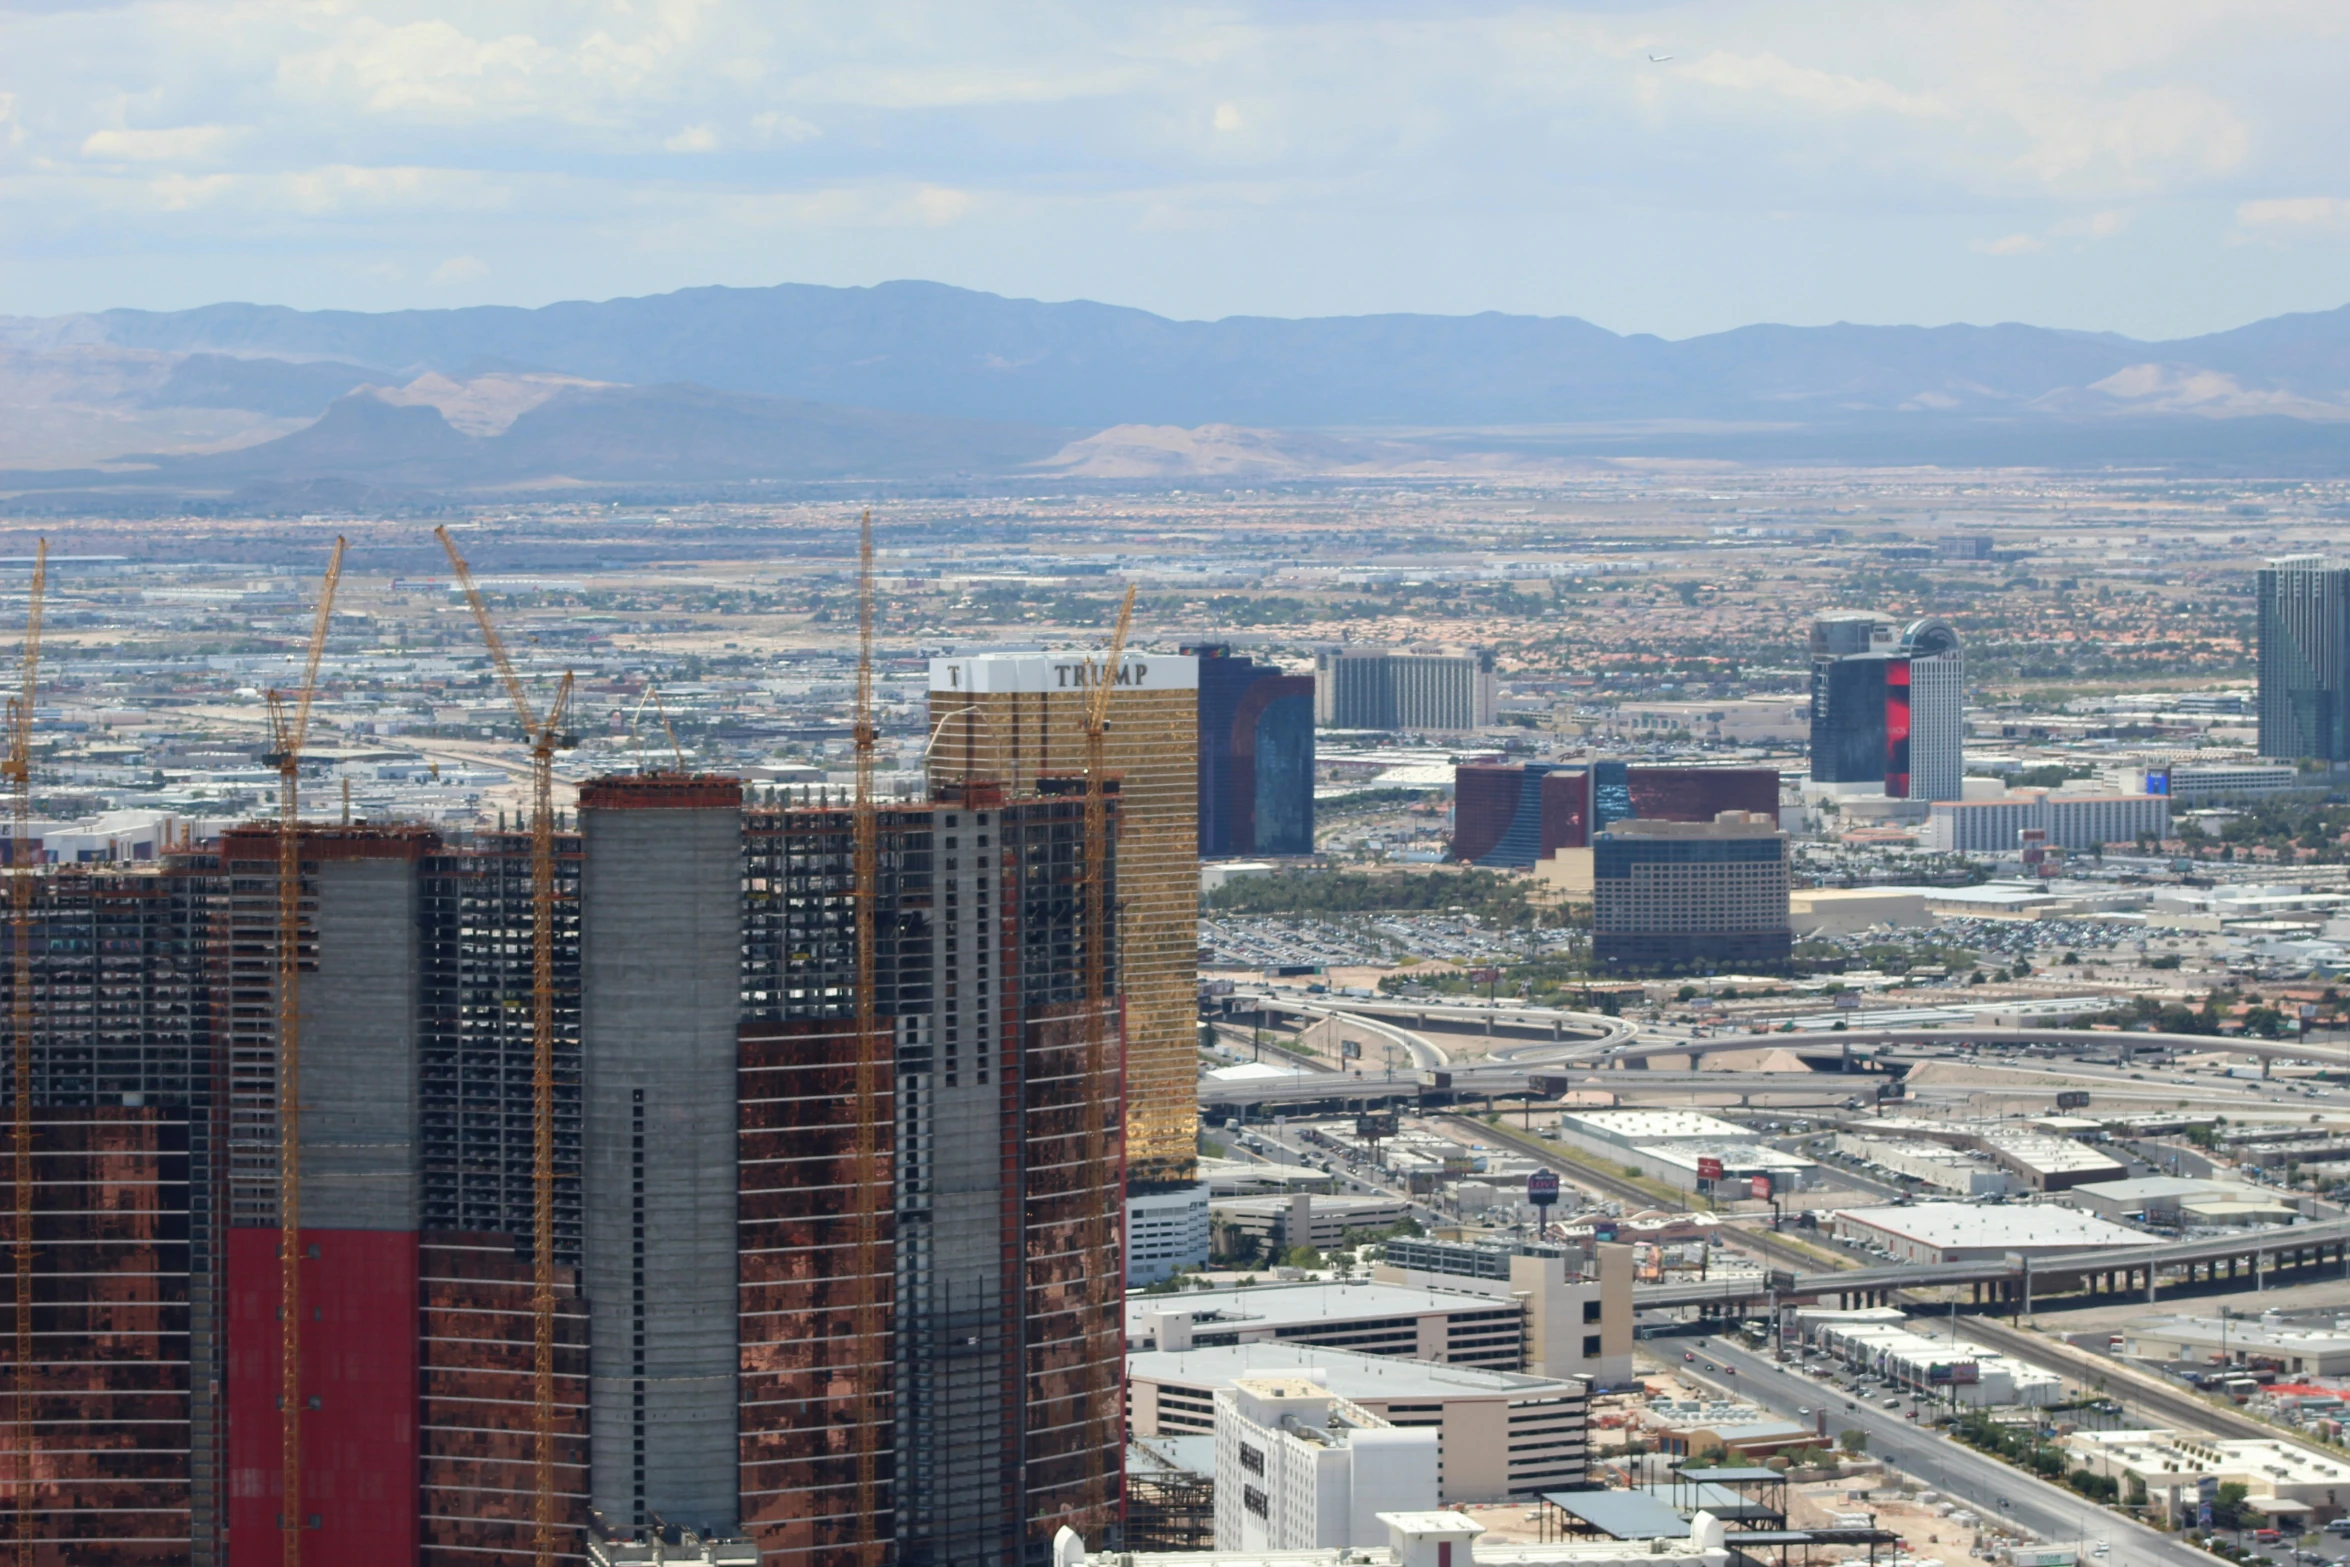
(1283, 1244), (1326, 1270)
(1837, 1429), (1868, 1455)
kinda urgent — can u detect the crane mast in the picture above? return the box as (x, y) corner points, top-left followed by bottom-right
(435, 527), (571, 1567)
(849, 510), (886, 1563)
(6, 539), (42, 1567)
(1079, 583), (1135, 1534)
(261, 536), (346, 1567)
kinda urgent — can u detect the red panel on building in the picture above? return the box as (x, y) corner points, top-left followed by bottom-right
(1883, 658), (1912, 798)
(1625, 766), (1780, 823)
(1538, 768), (1592, 853)
(228, 1227), (420, 1567)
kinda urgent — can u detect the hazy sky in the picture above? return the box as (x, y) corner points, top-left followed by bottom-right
(4, 0), (2348, 338)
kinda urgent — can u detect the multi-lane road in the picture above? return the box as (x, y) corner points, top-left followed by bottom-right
(1688, 1333), (2237, 1567)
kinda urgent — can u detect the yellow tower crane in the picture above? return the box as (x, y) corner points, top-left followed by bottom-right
(260, 535), (346, 1567)
(6, 538), (43, 1567)
(849, 509), (887, 1563)
(435, 526), (573, 1567)
(1078, 583), (1135, 1533)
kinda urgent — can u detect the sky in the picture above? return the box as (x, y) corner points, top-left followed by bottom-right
(3, 0), (2349, 340)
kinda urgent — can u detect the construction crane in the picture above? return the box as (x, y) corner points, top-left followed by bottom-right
(848, 510), (886, 1563)
(1079, 583), (1135, 1532)
(260, 535), (345, 1567)
(628, 684), (683, 773)
(5, 539), (42, 1567)
(435, 526), (573, 1567)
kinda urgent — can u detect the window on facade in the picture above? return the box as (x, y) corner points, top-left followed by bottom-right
(1583, 1333), (1603, 1357)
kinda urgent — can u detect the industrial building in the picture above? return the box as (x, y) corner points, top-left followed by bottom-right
(2066, 1432), (2350, 1526)
(1789, 1309), (2061, 1406)
(1450, 761), (1779, 871)
(2258, 555), (2350, 764)
(1829, 1202), (2148, 1263)
(1591, 814), (1791, 973)
(1314, 648), (1497, 733)
(1188, 644), (1315, 859)
(1127, 1341), (1591, 1503)
(0, 775), (1130, 1567)
(2121, 1315), (2350, 1376)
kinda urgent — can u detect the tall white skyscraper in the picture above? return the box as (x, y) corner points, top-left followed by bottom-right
(1894, 618), (1965, 803)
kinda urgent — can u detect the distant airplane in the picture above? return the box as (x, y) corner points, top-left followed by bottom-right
(1649, 52), (1674, 62)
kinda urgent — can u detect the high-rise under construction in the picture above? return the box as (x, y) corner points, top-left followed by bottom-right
(0, 774), (1127, 1566)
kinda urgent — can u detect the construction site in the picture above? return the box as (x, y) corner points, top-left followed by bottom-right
(0, 520), (1156, 1566)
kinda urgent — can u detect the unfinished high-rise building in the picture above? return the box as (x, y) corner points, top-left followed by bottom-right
(0, 775), (1127, 1566)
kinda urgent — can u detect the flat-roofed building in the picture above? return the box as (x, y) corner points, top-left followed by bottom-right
(1129, 1280), (1527, 1370)
(1980, 1132), (2127, 1192)
(1593, 813), (1791, 973)
(1060, 1509), (1737, 1567)
(1209, 1191), (1415, 1256)
(1921, 791), (2169, 854)
(1830, 1201), (2147, 1263)
(2122, 1316), (2350, 1377)
(1374, 1240), (1635, 1385)
(2067, 1432), (2350, 1525)
(2061, 1176), (2273, 1226)
(1212, 1374), (1437, 1550)
(1790, 1308), (2061, 1406)
(1129, 1341), (1590, 1503)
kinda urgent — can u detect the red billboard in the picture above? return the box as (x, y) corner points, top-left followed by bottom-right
(1751, 1174), (1772, 1199)
(1696, 1157), (1724, 1181)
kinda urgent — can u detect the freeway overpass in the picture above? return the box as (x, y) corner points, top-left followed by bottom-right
(1219, 990), (1634, 1052)
(1636, 1214), (2350, 1311)
(1608, 1026), (2350, 1072)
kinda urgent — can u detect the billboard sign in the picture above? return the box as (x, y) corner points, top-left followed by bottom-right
(1441, 1156), (1474, 1178)
(1697, 1157), (1725, 1182)
(1355, 1112), (1400, 1141)
(1341, 1038), (1362, 1060)
(1527, 1170), (1561, 1208)
(2055, 1090), (2091, 1110)
(1750, 1174), (1773, 1199)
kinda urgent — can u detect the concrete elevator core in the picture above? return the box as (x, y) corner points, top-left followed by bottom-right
(579, 776), (746, 1533)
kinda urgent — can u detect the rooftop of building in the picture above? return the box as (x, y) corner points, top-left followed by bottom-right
(1129, 1279), (1520, 1337)
(1833, 1201), (2148, 1251)
(2130, 1315), (2350, 1353)
(1130, 1341), (1585, 1400)
(1563, 1110), (1757, 1142)
(1066, 1512), (1729, 1567)
(2069, 1175), (2259, 1202)
(1602, 812), (1782, 839)
(1981, 1133), (2126, 1175)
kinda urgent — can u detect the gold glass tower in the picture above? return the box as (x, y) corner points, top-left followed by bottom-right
(927, 652), (1199, 1186)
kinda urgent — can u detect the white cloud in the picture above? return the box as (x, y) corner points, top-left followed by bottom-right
(2233, 196), (2350, 233)
(81, 124), (245, 163)
(664, 123), (719, 152)
(750, 111), (820, 143)
(1212, 103), (1244, 132)
(430, 253), (490, 285)
(1680, 50), (1949, 119)
(1972, 233), (2044, 256)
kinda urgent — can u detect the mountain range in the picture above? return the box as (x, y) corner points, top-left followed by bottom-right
(7, 279), (2350, 500)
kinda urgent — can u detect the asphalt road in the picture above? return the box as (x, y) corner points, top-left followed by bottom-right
(1690, 1333), (2224, 1567)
